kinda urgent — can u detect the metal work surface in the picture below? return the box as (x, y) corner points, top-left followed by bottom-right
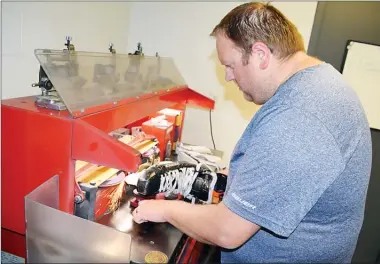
(97, 185), (184, 263)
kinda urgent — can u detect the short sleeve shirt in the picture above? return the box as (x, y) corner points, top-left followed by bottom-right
(221, 63), (372, 263)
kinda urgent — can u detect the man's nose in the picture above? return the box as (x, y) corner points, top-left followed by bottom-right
(225, 69), (234, 82)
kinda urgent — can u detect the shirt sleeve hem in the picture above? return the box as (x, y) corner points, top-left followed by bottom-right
(223, 194), (295, 238)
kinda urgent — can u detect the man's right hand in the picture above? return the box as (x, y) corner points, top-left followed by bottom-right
(218, 167), (229, 176)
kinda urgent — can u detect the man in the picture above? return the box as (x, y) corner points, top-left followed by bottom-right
(132, 2), (372, 263)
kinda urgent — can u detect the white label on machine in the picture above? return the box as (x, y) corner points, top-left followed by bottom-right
(1, 251), (25, 263)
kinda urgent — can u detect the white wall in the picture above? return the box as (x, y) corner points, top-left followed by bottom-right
(1, 2), (131, 100)
(1, 1), (317, 166)
(126, 2), (318, 165)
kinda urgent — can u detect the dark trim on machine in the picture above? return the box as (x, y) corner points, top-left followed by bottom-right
(2, 227), (24, 237)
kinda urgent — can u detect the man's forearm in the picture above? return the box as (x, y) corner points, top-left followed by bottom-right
(163, 200), (224, 246)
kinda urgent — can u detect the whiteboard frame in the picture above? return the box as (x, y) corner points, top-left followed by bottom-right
(341, 39), (380, 131)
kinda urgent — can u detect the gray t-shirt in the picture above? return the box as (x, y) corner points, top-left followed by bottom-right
(222, 63), (372, 263)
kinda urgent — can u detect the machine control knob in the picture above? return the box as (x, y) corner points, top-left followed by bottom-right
(40, 77), (53, 90)
(31, 77), (53, 91)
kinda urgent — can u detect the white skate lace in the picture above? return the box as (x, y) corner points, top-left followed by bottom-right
(158, 163), (203, 198)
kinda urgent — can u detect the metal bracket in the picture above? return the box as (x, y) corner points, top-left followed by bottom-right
(74, 182), (98, 221)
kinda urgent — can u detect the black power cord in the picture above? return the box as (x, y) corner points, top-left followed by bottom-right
(209, 109), (216, 150)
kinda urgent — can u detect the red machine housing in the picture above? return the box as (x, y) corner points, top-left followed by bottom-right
(1, 85), (214, 260)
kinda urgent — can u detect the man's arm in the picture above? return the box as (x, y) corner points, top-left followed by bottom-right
(132, 199), (260, 249)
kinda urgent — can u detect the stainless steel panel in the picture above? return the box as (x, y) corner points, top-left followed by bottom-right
(25, 175), (132, 263)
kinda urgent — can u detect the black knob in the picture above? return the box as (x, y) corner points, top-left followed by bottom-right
(40, 77), (53, 91)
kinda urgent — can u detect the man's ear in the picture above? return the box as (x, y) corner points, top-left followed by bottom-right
(251, 42), (271, 69)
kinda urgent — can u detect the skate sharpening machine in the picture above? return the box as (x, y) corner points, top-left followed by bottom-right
(1, 46), (215, 263)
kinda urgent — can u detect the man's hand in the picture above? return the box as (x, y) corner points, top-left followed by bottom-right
(132, 200), (167, 224)
(218, 167), (229, 175)
(131, 198), (260, 249)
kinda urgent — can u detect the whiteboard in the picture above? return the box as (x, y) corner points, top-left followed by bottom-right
(342, 41), (380, 130)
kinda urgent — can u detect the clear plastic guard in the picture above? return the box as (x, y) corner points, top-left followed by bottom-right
(25, 175), (132, 263)
(34, 49), (187, 117)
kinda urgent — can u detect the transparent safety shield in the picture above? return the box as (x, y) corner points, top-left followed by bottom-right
(34, 49), (187, 117)
(25, 175), (132, 263)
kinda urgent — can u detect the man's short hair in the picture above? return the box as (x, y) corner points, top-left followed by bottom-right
(211, 2), (305, 63)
